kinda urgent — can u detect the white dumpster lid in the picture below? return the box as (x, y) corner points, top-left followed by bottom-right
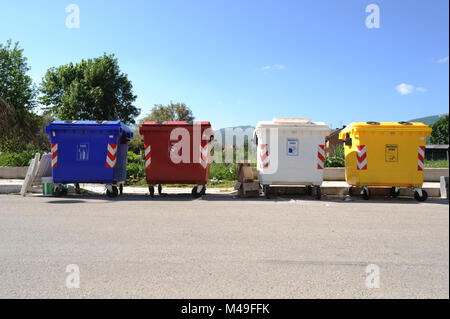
(256, 118), (329, 129)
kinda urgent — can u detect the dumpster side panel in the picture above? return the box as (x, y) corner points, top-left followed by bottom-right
(344, 128), (429, 187)
(49, 129), (123, 184)
(140, 124), (212, 185)
(256, 127), (330, 186)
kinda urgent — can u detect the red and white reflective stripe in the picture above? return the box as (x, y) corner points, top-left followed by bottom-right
(259, 144), (269, 169)
(105, 143), (117, 168)
(144, 144), (151, 169)
(199, 145), (209, 169)
(356, 145), (367, 170)
(51, 143), (58, 168)
(418, 146), (425, 171)
(317, 145), (325, 169)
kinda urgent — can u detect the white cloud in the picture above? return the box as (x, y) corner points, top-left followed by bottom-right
(438, 56), (449, 63)
(274, 64), (286, 70)
(262, 64), (286, 71)
(396, 83), (427, 95)
(396, 83), (414, 95)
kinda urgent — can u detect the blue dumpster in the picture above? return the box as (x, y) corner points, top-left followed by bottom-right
(45, 121), (133, 197)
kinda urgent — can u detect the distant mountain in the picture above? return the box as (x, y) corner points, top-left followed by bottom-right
(214, 125), (255, 136)
(213, 125), (255, 146)
(409, 114), (448, 125)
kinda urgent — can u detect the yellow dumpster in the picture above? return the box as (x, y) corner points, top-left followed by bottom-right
(339, 121), (432, 201)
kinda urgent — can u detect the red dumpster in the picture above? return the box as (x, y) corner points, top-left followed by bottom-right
(139, 121), (214, 198)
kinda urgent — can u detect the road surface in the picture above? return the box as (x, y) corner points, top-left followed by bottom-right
(0, 193), (448, 298)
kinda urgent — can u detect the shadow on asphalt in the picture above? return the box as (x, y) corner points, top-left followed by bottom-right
(46, 199), (86, 204)
(41, 192), (450, 206)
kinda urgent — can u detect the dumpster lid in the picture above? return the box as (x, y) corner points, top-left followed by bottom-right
(340, 121), (431, 132)
(45, 120), (133, 135)
(141, 121), (211, 126)
(256, 118), (329, 129)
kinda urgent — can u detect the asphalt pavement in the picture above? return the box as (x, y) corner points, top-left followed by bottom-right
(0, 193), (448, 298)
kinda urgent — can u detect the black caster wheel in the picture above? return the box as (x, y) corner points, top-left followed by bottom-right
(149, 186), (155, 198)
(390, 187), (400, 198)
(263, 185), (271, 199)
(305, 185), (313, 195)
(75, 183), (81, 194)
(348, 186), (353, 196)
(192, 185), (206, 198)
(414, 189), (428, 202)
(119, 184), (123, 196)
(53, 185), (63, 197)
(106, 186), (119, 198)
(314, 186), (322, 200)
(361, 187), (370, 200)
(158, 184), (163, 195)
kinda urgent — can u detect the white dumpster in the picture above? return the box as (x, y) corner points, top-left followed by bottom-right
(253, 118), (331, 199)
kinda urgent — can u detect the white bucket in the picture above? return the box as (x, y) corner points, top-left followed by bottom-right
(41, 176), (53, 196)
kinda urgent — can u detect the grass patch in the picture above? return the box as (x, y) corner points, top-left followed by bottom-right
(425, 160), (449, 168)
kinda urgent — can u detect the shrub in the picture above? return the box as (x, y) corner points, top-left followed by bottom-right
(126, 151), (146, 185)
(209, 163), (236, 181)
(324, 144), (345, 167)
(0, 146), (44, 166)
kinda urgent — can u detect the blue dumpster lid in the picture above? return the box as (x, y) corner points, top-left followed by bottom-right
(45, 121), (133, 137)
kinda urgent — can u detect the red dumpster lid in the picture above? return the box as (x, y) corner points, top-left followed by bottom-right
(141, 121), (211, 126)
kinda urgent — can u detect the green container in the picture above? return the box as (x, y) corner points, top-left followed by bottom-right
(42, 177), (53, 196)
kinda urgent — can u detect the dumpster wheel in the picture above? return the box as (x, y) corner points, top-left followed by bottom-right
(348, 186), (353, 196)
(390, 187), (400, 198)
(53, 184), (68, 197)
(314, 186), (322, 200)
(149, 185), (155, 198)
(106, 186), (119, 198)
(192, 185), (206, 198)
(361, 186), (370, 200)
(414, 189), (428, 202)
(53, 185), (63, 197)
(263, 185), (270, 199)
(158, 184), (163, 195)
(305, 185), (313, 195)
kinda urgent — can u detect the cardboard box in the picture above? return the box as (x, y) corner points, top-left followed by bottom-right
(236, 162), (254, 182)
(236, 181), (260, 198)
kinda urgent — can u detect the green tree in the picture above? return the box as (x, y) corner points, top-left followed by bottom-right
(0, 40), (39, 152)
(128, 102), (195, 153)
(144, 102), (194, 123)
(40, 53), (140, 124)
(430, 115), (449, 144)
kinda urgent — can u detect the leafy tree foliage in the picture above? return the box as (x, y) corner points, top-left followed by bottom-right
(40, 53), (140, 124)
(430, 115), (449, 145)
(0, 40), (40, 152)
(144, 102), (194, 123)
(128, 102), (195, 153)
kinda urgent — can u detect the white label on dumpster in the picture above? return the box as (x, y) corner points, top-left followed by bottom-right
(287, 138), (299, 156)
(77, 143), (90, 161)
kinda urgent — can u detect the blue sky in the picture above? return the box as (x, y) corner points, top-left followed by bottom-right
(1, 0), (448, 129)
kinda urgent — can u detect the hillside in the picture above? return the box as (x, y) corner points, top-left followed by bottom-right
(409, 114), (448, 125)
(213, 126), (255, 146)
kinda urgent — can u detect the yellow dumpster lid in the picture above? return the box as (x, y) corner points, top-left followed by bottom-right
(339, 121), (432, 139)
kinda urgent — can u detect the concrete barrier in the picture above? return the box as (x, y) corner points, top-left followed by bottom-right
(0, 167), (28, 179)
(440, 176), (449, 199)
(322, 167), (448, 182)
(424, 168), (449, 182)
(323, 168), (345, 181)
